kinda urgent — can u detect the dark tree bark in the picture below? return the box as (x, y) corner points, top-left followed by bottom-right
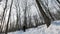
(1, 0), (8, 23)
(0, 0), (8, 32)
(36, 0), (51, 27)
(57, 0), (60, 3)
(39, 0), (54, 21)
(5, 0), (13, 34)
(47, 0), (55, 21)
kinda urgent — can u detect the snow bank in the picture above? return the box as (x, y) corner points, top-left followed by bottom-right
(8, 21), (60, 34)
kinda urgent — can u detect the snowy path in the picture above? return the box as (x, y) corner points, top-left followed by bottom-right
(8, 21), (60, 34)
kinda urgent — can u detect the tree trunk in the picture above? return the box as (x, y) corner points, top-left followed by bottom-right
(36, 0), (51, 27)
(5, 0), (13, 34)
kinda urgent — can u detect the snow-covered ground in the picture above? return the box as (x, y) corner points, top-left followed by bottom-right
(8, 20), (60, 34)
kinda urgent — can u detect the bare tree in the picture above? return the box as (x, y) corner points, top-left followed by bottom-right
(57, 0), (60, 3)
(29, 15), (33, 28)
(23, 0), (27, 32)
(1, 0), (8, 24)
(17, 0), (21, 29)
(15, 0), (21, 30)
(0, 0), (57, 33)
(15, 0), (19, 30)
(36, 0), (51, 27)
(0, 0), (8, 32)
(39, 0), (54, 21)
(47, 0), (55, 21)
(5, 0), (13, 34)
(33, 15), (38, 27)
